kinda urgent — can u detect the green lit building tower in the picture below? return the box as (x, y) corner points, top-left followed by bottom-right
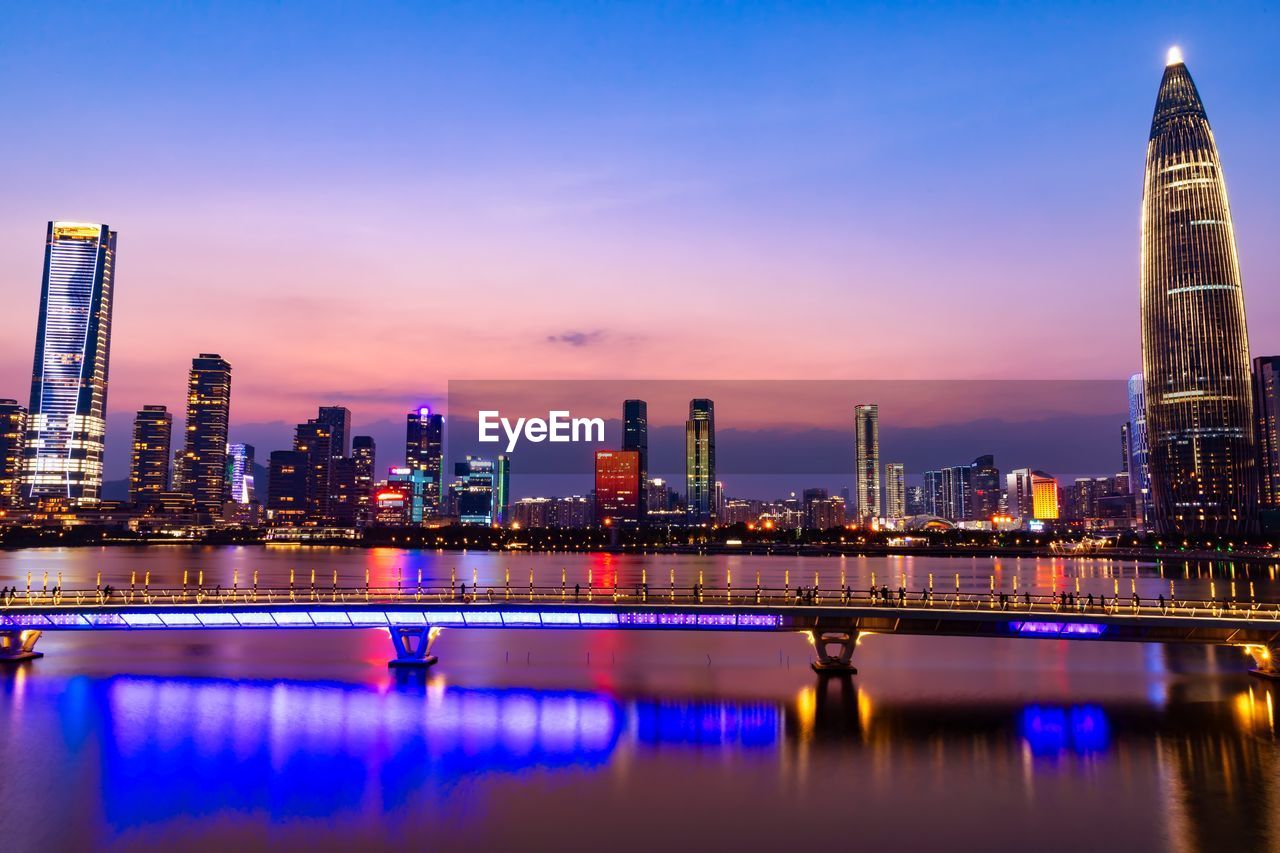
(181, 354), (233, 518)
(1140, 49), (1258, 535)
(23, 222), (117, 504)
(494, 454), (510, 525)
(685, 399), (715, 524)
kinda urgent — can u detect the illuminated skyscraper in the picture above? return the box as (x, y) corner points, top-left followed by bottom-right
(23, 222), (116, 504)
(0, 400), (26, 508)
(494, 454), (510, 525)
(623, 399), (648, 517)
(884, 463), (905, 519)
(1127, 374), (1152, 528)
(970, 455), (1001, 520)
(225, 443), (255, 504)
(406, 407), (444, 519)
(1140, 49), (1257, 536)
(352, 435), (376, 525)
(317, 406), (351, 458)
(454, 457), (497, 525)
(1030, 471), (1059, 520)
(1005, 468), (1034, 520)
(595, 450), (641, 524)
(854, 404), (880, 521)
(923, 470), (943, 516)
(266, 450), (307, 525)
(1252, 357), (1280, 510)
(685, 399), (716, 524)
(181, 354), (232, 517)
(940, 465), (971, 521)
(130, 406), (172, 503)
(294, 416), (334, 523)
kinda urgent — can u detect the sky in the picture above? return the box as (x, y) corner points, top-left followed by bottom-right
(0, 2), (1277, 485)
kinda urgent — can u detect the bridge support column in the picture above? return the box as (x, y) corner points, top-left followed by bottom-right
(0, 630), (42, 664)
(810, 628), (858, 675)
(1245, 644), (1280, 680)
(388, 626), (440, 669)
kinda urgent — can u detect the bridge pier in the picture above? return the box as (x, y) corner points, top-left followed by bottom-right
(1245, 644), (1280, 680)
(810, 628), (858, 675)
(0, 630), (43, 664)
(387, 625), (440, 669)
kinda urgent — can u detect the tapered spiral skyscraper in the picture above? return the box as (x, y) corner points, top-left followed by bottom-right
(1140, 49), (1257, 536)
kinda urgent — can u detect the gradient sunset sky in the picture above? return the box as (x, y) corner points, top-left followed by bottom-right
(1, 2), (1277, 463)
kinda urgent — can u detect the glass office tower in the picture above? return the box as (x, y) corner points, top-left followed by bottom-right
(23, 222), (117, 504)
(685, 399), (715, 524)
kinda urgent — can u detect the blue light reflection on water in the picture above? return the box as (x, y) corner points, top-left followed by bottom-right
(1020, 705), (1111, 757)
(92, 677), (625, 826)
(632, 700), (780, 748)
(16, 669), (1135, 834)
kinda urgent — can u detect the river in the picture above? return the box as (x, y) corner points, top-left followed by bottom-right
(0, 548), (1277, 851)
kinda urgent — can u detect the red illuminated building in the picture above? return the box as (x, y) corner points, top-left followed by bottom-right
(594, 450), (641, 525)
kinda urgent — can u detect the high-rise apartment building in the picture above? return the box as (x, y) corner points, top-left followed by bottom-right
(352, 435), (376, 525)
(0, 400), (26, 508)
(130, 405), (172, 503)
(181, 353), (232, 517)
(854, 404), (880, 521)
(294, 417), (334, 523)
(884, 463), (905, 519)
(1006, 468), (1034, 520)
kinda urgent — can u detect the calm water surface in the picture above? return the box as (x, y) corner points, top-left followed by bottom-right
(1, 548), (1278, 851)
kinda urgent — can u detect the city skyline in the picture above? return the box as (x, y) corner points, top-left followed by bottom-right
(0, 40), (1276, 522)
(2, 7), (1278, 432)
(5, 10), (1280, 848)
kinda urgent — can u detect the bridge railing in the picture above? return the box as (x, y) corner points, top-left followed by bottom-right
(0, 580), (1276, 623)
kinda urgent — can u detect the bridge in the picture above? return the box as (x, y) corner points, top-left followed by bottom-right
(2, 576), (1279, 677)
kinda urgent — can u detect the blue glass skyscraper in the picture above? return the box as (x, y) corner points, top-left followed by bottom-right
(23, 222), (116, 504)
(1127, 374), (1151, 529)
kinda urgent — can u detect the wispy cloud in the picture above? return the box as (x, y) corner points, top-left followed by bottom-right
(546, 330), (607, 347)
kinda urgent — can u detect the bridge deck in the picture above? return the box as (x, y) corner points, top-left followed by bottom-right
(2, 585), (1278, 673)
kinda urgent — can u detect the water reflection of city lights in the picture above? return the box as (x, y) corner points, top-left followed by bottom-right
(1233, 687), (1277, 736)
(1020, 705), (1110, 757)
(794, 686), (816, 740)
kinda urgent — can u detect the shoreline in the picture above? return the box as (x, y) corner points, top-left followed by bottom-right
(0, 537), (1270, 565)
